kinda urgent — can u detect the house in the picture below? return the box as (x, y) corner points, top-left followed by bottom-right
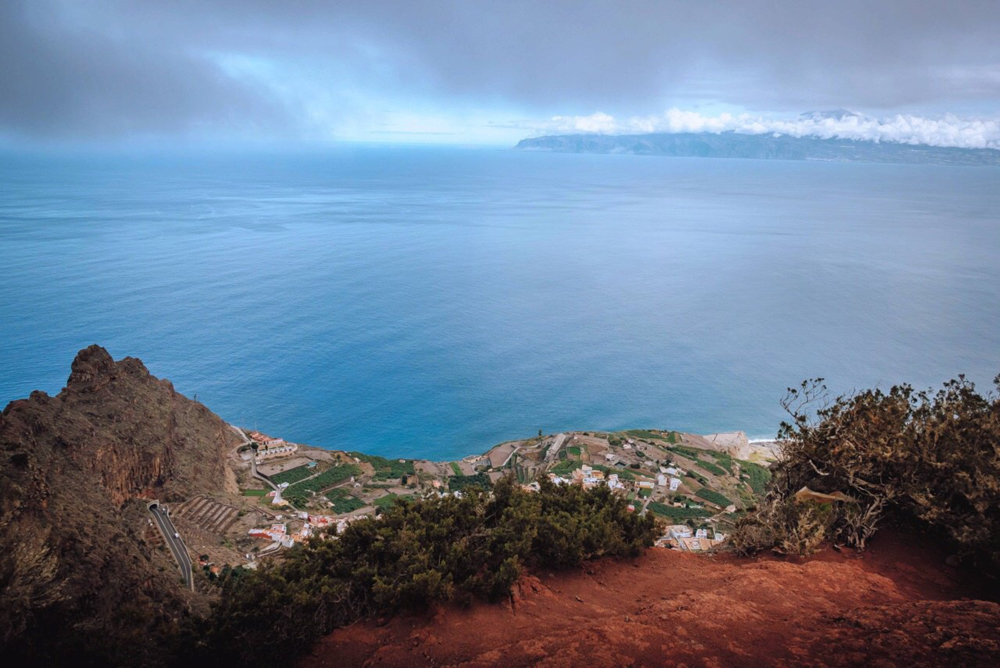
(695, 528), (708, 538)
(669, 477), (681, 491)
(666, 524), (692, 540)
(656, 474), (668, 487)
(637, 480), (655, 490)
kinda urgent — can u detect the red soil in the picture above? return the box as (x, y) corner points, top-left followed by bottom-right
(303, 532), (1000, 667)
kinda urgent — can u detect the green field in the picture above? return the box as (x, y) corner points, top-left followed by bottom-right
(283, 464), (362, 508)
(268, 465), (316, 486)
(647, 502), (712, 520)
(695, 460), (728, 477)
(373, 493), (417, 509)
(325, 489), (365, 514)
(566, 445), (582, 456)
(241, 488), (269, 497)
(625, 429), (667, 442)
(706, 451), (735, 474)
(638, 487), (653, 498)
(695, 488), (733, 508)
(739, 460), (772, 495)
(549, 459), (582, 476)
(348, 452), (415, 480)
(450, 462), (463, 476)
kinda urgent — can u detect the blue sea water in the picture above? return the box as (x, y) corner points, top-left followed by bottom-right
(1, 147), (998, 460)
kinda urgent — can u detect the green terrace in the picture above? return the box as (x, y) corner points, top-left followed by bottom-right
(348, 452), (415, 480)
(282, 463), (362, 508)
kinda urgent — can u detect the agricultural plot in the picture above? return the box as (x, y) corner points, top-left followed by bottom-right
(647, 502), (712, 521)
(269, 464), (316, 486)
(283, 464), (361, 507)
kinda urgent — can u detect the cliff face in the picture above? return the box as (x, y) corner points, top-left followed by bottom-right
(0, 345), (239, 664)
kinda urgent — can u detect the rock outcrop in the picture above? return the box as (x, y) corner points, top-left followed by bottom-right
(0, 345), (239, 665)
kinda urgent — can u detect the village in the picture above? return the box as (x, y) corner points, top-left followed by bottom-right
(209, 427), (774, 567)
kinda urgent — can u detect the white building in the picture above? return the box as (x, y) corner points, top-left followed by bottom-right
(669, 477), (681, 491)
(667, 525), (692, 540)
(656, 474), (668, 487)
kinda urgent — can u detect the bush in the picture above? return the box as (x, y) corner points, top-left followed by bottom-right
(731, 376), (1000, 566)
(199, 477), (659, 666)
(448, 472), (492, 491)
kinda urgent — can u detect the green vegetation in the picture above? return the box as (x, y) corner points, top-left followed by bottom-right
(647, 502), (712, 521)
(268, 464), (316, 486)
(549, 459), (582, 476)
(373, 493), (418, 509)
(707, 451), (734, 474)
(625, 429), (666, 442)
(325, 489), (365, 514)
(731, 376), (1000, 570)
(693, 460), (727, 477)
(448, 472), (492, 492)
(348, 452), (415, 480)
(201, 478), (659, 666)
(695, 488), (732, 508)
(240, 488), (269, 497)
(282, 464), (361, 508)
(449, 462), (463, 476)
(685, 470), (708, 486)
(739, 460), (771, 496)
(668, 444), (705, 459)
(638, 487), (652, 498)
(566, 445), (582, 456)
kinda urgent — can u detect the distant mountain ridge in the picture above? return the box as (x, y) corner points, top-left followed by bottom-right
(515, 131), (1000, 166)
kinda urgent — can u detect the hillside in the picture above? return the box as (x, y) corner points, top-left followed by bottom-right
(307, 530), (1000, 667)
(0, 345), (241, 664)
(515, 132), (1000, 166)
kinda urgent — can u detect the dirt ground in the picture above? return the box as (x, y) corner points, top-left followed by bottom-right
(302, 530), (1000, 667)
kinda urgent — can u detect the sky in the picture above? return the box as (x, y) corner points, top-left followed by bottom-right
(2, 0), (1000, 148)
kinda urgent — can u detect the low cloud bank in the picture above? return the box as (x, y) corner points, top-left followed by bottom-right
(541, 109), (1000, 150)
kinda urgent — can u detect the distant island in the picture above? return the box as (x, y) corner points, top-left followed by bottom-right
(516, 131), (1000, 166)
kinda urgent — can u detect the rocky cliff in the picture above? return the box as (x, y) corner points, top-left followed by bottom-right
(0, 345), (239, 664)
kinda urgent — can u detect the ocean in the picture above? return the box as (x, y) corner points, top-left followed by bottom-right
(2, 146), (998, 460)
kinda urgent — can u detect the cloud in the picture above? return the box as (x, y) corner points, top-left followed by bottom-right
(2, 1), (1000, 143)
(526, 109), (1000, 150)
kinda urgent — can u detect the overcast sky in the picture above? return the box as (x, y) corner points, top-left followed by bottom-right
(2, 0), (1000, 147)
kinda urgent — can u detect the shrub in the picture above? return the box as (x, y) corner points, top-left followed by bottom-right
(199, 477), (659, 665)
(731, 376), (1000, 566)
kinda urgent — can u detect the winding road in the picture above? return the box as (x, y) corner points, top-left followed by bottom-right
(148, 501), (194, 591)
(231, 425), (279, 492)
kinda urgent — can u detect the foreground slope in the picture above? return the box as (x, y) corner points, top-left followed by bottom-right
(0, 345), (240, 663)
(307, 531), (999, 667)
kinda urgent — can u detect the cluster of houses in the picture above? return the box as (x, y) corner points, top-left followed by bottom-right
(249, 523), (297, 548)
(657, 524), (727, 552)
(248, 431), (298, 463)
(247, 512), (368, 552)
